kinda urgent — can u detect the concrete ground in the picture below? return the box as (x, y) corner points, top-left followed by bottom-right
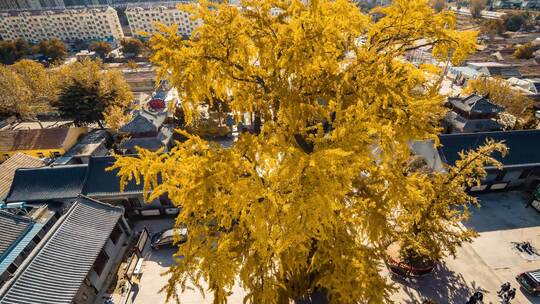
(125, 218), (246, 304)
(124, 192), (540, 304)
(391, 191), (540, 304)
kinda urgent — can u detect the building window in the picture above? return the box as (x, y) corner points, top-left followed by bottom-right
(92, 249), (109, 276)
(490, 183), (509, 191)
(109, 224), (122, 245)
(7, 263), (18, 275)
(494, 170), (506, 182)
(469, 184), (488, 192)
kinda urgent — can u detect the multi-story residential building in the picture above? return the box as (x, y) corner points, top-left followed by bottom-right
(0, 6), (123, 42)
(63, 0), (109, 7)
(0, 0), (64, 11)
(125, 2), (200, 38)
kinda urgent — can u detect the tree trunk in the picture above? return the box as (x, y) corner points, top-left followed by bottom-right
(253, 112), (262, 134)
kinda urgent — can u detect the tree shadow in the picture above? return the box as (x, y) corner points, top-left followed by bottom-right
(465, 192), (540, 233)
(393, 263), (487, 304)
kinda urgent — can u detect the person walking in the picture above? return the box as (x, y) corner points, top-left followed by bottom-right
(473, 291), (483, 302)
(504, 288), (516, 303)
(498, 282), (511, 296)
(466, 295), (477, 304)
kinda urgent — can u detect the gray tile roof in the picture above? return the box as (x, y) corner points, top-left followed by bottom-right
(118, 109), (166, 134)
(5, 165), (88, 203)
(0, 212), (33, 258)
(483, 66), (522, 79)
(444, 111), (502, 133)
(448, 94), (504, 115)
(439, 129), (540, 167)
(81, 156), (145, 198)
(5, 156), (147, 203)
(0, 153), (44, 200)
(119, 125), (174, 152)
(0, 197), (123, 304)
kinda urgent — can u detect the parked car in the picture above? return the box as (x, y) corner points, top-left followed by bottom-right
(516, 269), (540, 295)
(151, 226), (188, 250)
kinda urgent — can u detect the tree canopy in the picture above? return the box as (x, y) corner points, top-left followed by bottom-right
(464, 77), (535, 129)
(513, 42), (535, 59)
(431, 0), (446, 12)
(34, 38), (67, 63)
(112, 0), (501, 303)
(505, 14), (526, 32)
(121, 38), (145, 56)
(90, 41), (113, 59)
(0, 39), (32, 65)
(0, 60), (58, 120)
(56, 60), (133, 127)
(470, 0), (485, 19)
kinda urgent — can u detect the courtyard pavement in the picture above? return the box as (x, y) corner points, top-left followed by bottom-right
(127, 218), (246, 304)
(392, 191), (540, 304)
(124, 191), (540, 304)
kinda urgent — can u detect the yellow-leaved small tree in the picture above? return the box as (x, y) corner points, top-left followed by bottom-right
(464, 77), (535, 129)
(111, 0), (503, 303)
(0, 60), (59, 122)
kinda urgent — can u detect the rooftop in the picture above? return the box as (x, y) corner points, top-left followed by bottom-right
(119, 125), (174, 152)
(444, 112), (502, 133)
(0, 6), (115, 17)
(81, 156), (145, 198)
(438, 129), (540, 168)
(125, 1), (193, 10)
(0, 154), (44, 200)
(62, 129), (110, 158)
(0, 128), (87, 153)
(448, 94), (504, 115)
(0, 197), (123, 304)
(5, 156), (147, 203)
(5, 165), (88, 203)
(118, 109), (166, 134)
(0, 211), (33, 259)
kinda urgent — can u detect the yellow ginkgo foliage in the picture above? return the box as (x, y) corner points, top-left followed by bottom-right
(111, 0), (503, 303)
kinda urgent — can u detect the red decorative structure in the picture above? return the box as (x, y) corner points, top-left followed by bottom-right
(386, 242), (435, 277)
(148, 99), (166, 111)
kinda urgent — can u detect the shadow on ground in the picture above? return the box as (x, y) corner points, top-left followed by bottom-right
(146, 247), (177, 268)
(393, 263), (486, 304)
(464, 191), (540, 233)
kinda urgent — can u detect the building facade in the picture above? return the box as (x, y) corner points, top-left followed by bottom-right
(0, 0), (64, 11)
(0, 6), (123, 42)
(125, 2), (200, 39)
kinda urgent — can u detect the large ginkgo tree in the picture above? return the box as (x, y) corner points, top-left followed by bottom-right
(112, 0), (504, 303)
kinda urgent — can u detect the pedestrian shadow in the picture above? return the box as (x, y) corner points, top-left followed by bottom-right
(392, 262), (487, 304)
(130, 283), (140, 303)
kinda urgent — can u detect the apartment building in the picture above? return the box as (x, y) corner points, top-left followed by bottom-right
(0, 6), (123, 42)
(0, 0), (64, 11)
(125, 2), (200, 38)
